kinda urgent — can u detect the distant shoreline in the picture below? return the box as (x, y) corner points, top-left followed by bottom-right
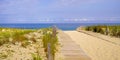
(0, 23), (120, 30)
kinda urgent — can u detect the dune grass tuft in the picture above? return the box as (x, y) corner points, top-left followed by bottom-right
(42, 27), (58, 60)
(84, 25), (120, 38)
(31, 53), (42, 60)
(0, 28), (35, 46)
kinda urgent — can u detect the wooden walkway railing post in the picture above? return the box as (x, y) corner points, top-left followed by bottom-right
(47, 26), (57, 60)
(47, 43), (51, 60)
(52, 26), (57, 37)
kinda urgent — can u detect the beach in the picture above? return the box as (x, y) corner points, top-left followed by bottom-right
(64, 31), (120, 60)
(0, 27), (120, 60)
(0, 0), (120, 59)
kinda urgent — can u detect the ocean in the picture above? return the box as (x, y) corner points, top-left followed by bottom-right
(0, 23), (120, 30)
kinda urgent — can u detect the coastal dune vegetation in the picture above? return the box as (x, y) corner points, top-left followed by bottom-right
(0, 27), (59, 60)
(79, 25), (120, 38)
(0, 28), (35, 46)
(42, 28), (58, 60)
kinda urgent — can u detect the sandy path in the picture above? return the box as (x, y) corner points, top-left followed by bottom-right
(64, 31), (120, 60)
(57, 30), (91, 60)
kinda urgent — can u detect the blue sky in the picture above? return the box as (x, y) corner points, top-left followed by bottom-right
(0, 0), (120, 23)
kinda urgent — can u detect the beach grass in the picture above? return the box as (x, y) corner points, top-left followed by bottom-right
(31, 53), (42, 60)
(83, 25), (120, 38)
(0, 27), (59, 60)
(0, 28), (35, 46)
(42, 27), (58, 60)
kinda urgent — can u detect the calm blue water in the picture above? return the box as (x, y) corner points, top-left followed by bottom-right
(0, 23), (120, 30)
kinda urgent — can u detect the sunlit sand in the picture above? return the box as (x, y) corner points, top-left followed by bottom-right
(65, 31), (120, 60)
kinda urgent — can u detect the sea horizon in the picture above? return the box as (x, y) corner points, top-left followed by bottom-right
(0, 23), (120, 30)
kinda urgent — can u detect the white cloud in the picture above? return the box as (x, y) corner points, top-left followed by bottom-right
(62, 17), (120, 22)
(51, 0), (103, 8)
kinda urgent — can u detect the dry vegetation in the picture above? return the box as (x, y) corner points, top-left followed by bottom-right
(79, 25), (120, 38)
(0, 28), (59, 60)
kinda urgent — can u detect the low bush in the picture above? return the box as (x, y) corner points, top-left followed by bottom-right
(84, 25), (120, 38)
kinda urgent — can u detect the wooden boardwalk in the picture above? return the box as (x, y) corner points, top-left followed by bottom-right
(58, 30), (91, 60)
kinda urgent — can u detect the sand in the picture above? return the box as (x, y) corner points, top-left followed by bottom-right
(64, 31), (120, 60)
(0, 30), (46, 60)
(57, 30), (91, 60)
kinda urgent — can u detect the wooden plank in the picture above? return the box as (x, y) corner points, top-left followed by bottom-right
(58, 30), (91, 60)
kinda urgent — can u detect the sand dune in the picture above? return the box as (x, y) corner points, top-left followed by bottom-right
(64, 31), (120, 60)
